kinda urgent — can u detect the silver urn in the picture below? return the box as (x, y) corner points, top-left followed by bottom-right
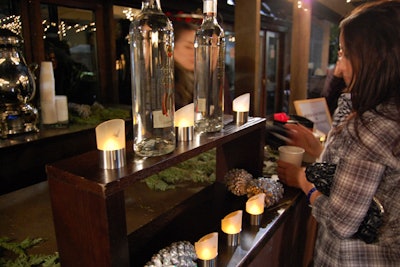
(0, 29), (38, 138)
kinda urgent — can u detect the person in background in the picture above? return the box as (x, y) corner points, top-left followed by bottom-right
(278, 1), (400, 266)
(171, 12), (232, 113)
(171, 16), (199, 110)
(321, 59), (347, 116)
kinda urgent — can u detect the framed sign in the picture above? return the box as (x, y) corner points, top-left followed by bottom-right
(294, 97), (332, 134)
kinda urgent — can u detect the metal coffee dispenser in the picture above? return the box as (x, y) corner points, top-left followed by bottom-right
(0, 29), (38, 138)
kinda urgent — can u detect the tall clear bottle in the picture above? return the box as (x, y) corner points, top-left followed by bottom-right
(130, 0), (175, 157)
(194, 0), (226, 133)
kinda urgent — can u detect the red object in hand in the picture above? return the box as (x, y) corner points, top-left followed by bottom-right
(274, 112), (290, 122)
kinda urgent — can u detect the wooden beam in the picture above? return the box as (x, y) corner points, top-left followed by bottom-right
(289, 1), (312, 113)
(234, 0), (261, 117)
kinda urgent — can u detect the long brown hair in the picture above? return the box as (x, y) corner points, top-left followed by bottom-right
(339, 0), (400, 126)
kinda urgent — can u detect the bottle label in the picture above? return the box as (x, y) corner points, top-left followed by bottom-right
(197, 98), (207, 112)
(153, 110), (172, 128)
(203, 0), (217, 13)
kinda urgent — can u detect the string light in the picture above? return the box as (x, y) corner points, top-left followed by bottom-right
(41, 19), (96, 39)
(123, 8), (136, 21)
(298, 0), (303, 9)
(297, 0), (311, 12)
(0, 15), (22, 35)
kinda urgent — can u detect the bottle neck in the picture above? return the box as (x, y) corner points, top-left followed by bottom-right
(142, 0), (162, 10)
(203, 0), (217, 19)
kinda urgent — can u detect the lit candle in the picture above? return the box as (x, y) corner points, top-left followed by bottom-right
(221, 210), (242, 234)
(246, 193), (265, 226)
(95, 119), (126, 169)
(232, 93), (250, 125)
(221, 210), (242, 246)
(246, 193), (265, 215)
(194, 232), (218, 261)
(103, 138), (119, 151)
(232, 93), (250, 112)
(174, 103), (194, 141)
(175, 103), (194, 127)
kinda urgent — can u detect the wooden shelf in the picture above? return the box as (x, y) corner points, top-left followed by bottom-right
(46, 117), (266, 266)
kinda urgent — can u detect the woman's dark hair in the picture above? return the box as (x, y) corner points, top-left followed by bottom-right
(339, 0), (400, 124)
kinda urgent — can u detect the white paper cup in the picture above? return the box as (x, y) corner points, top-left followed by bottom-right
(278, 145), (305, 167)
(55, 95), (69, 124)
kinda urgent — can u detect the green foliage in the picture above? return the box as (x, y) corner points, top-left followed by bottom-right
(69, 103), (131, 125)
(0, 237), (59, 267)
(143, 149), (216, 191)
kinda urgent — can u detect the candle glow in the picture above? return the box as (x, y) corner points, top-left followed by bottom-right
(246, 193), (265, 215)
(232, 93), (250, 112)
(174, 103), (194, 127)
(96, 119), (126, 151)
(103, 138), (119, 151)
(221, 210), (243, 234)
(194, 232), (218, 260)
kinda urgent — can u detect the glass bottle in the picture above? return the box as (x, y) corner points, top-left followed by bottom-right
(130, 0), (175, 157)
(194, 0), (226, 133)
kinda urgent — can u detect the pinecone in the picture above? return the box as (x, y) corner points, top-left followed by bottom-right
(247, 178), (284, 207)
(225, 168), (253, 196)
(144, 241), (197, 267)
(246, 180), (264, 197)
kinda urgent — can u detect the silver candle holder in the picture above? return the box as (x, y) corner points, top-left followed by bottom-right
(232, 93), (250, 126)
(175, 126), (194, 141)
(233, 111), (249, 125)
(95, 119), (126, 170)
(226, 232), (240, 247)
(174, 103), (195, 142)
(197, 258), (216, 267)
(250, 214), (262, 226)
(99, 148), (126, 169)
(246, 193), (265, 226)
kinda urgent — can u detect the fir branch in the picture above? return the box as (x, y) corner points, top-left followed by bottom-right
(0, 237), (59, 267)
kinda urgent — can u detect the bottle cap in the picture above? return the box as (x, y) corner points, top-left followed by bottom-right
(203, 0), (217, 13)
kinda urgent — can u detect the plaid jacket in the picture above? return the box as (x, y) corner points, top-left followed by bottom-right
(313, 102), (400, 266)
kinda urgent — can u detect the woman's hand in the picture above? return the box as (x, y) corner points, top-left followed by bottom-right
(277, 160), (314, 194)
(284, 123), (323, 158)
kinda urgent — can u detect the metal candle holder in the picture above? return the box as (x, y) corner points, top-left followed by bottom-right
(175, 126), (194, 141)
(226, 232), (240, 247)
(233, 111), (248, 125)
(198, 258), (216, 267)
(99, 148), (126, 169)
(250, 214), (262, 226)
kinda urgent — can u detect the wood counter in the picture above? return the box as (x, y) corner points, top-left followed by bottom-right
(0, 123), (97, 195)
(46, 117), (316, 266)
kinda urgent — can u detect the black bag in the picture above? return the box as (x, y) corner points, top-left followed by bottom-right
(305, 162), (384, 244)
